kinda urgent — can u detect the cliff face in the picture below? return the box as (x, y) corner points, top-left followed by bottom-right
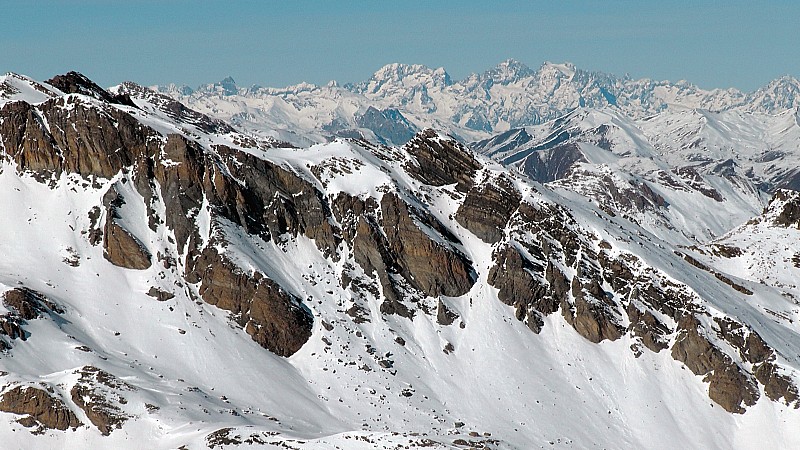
(0, 72), (798, 448)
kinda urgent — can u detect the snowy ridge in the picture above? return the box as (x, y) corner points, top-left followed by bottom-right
(476, 106), (800, 245)
(0, 73), (797, 450)
(155, 60), (800, 146)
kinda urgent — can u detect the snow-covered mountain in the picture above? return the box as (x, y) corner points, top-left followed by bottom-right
(155, 60), (800, 146)
(0, 71), (799, 449)
(474, 105), (800, 246)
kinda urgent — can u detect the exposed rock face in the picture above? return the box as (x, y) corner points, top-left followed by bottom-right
(568, 289), (623, 344)
(70, 366), (133, 435)
(3, 287), (62, 320)
(146, 287), (175, 302)
(456, 175), (521, 243)
(755, 362), (800, 405)
(211, 145), (338, 253)
(436, 300), (459, 326)
(772, 189), (800, 227)
(488, 245), (550, 333)
(334, 194), (407, 315)
(0, 288), (62, 348)
(403, 129), (480, 192)
(355, 106), (417, 145)
(0, 88), (324, 357)
(115, 81), (237, 135)
(517, 143), (585, 183)
(46, 71), (136, 107)
(0, 72), (797, 429)
(102, 185), (152, 270)
(0, 96), (151, 179)
(190, 245), (313, 357)
(0, 386), (82, 431)
(480, 187), (785, 413)
(380, 193), (475, 298)
(626, 304), (669, 352)
(671, 316), (759, 413)
(332, 190), (476, 317)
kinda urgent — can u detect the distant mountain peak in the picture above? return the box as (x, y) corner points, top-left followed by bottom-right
(481, 59), (535, 84)
(538, 61), (578, 78)
(365, 63), (452, 89)
(196, 76), (239, 96)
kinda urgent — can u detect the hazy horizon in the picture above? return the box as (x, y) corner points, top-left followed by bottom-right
(3, 1), (799, 91)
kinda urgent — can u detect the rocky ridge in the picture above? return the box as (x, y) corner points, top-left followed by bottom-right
(0, 72), (797, 448)
(474, 107), (795, 245)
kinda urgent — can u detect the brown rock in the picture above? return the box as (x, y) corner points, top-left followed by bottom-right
(0, 96), (153, 179)
(3, 287), (61, 320)
(381, 193), (475, 298)
(191, 245), (313, 357)
(70, 366), (133, 436)
(571, 295), (623, 344)
(487, 245), (553, 333)
(671, 315), (759, 413)
(568, 271), (622, 343)
(671, 316), (729, 375)
(455, 174), (521, 243)
(705, 365), (759, 414)
(754, 362), (800, 406)
(403, 129), (481, 192)
(102, 185), (152, 270)
(626, 304), (669, 352)
(0, 316), (26, 341)
(436, 299), (459, 326)
(0, 385), (82, 431)
(146, 287), (175, 302)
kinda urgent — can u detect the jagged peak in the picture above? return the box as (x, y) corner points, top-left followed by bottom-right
(762, 74), (800, 88)
(45, 71), (117, 104)
(538, 61), (578, 78)
(366, 63), (452, 87)
(196, 76), (239, 96)
(481, 59), (535, 84)
(152, 82), (194, 96)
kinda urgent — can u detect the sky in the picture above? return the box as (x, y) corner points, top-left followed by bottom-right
(2, 1), (799, 91)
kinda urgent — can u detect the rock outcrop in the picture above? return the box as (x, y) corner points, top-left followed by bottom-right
(403, 129), (480, 192)
(456, 174), (521, 243)
(0, 288), (62, 348)
(380, 193), (475, 298)
(0, 72), (796, 432)
(0, 386), (82, 432)
(102, 185), (152, 270)
(189, 245), (313, 357)
(671, 316), (759, 413)
(70, 366), (133, 436)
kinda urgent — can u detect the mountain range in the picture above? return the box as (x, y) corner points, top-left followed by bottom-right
(0, 65), (798, 449)
(156, 59), (800, 146)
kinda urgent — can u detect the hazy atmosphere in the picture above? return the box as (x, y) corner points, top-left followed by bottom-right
(3, 1), (799, 89)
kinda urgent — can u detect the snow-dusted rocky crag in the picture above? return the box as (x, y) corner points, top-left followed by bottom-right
(0, 71), (799, 449)
(156, 59), (800, 146)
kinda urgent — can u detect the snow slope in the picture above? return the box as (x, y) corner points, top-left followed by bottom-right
(0, 73), (797, 450)
(475, 107), (800, 246)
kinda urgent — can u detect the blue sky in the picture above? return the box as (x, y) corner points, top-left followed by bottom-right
(2, 1), (798, 91)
